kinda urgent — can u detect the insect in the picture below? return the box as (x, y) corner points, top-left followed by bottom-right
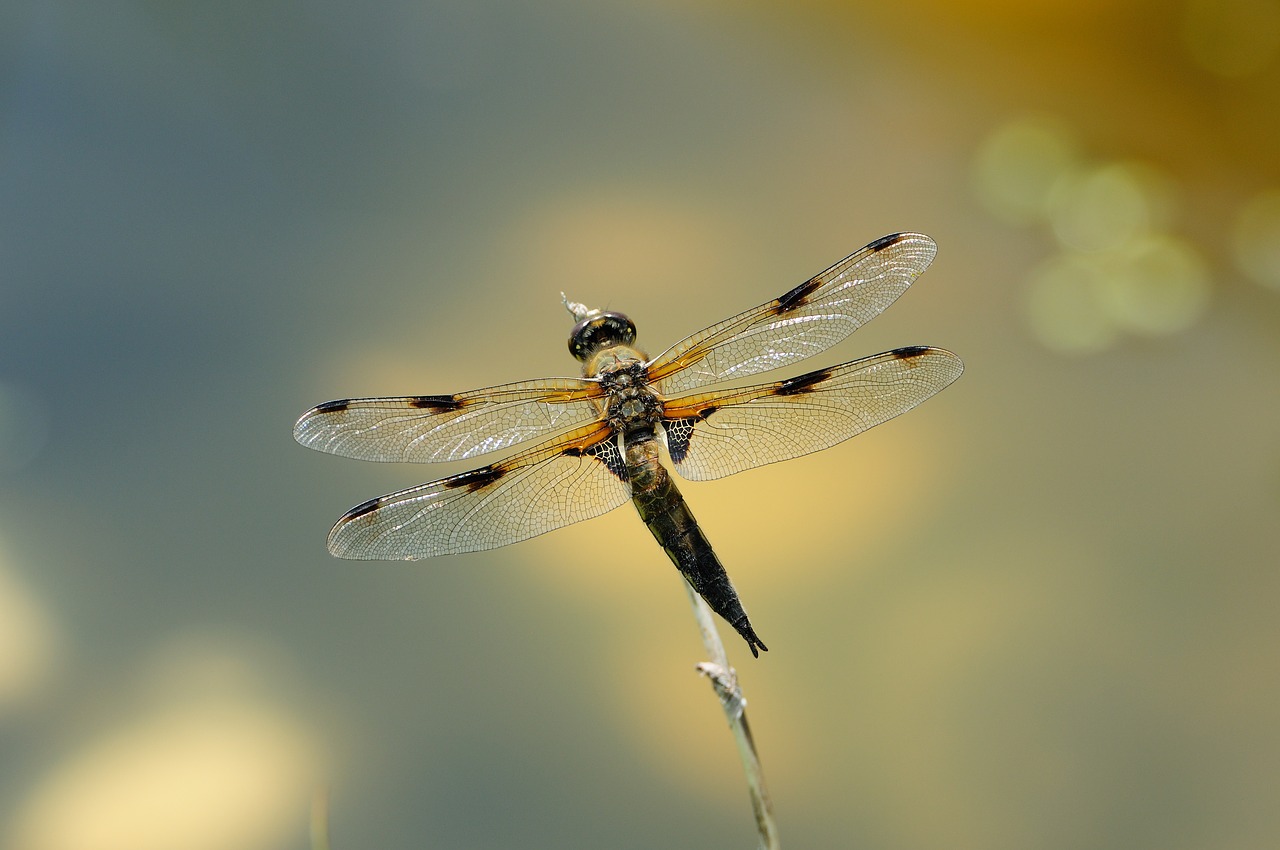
(294, 232), (963, 656)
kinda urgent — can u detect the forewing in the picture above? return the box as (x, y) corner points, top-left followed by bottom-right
(662, 346), (963, 481)
(647, 233), (938, 395)
(294, 377), (604, 463)
(326, 423), (630, 559)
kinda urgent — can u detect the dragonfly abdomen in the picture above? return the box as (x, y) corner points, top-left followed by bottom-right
(625, 432), (768, 657)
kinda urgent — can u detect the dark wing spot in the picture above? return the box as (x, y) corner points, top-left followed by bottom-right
(663, 408), (716, 464)
(866, 232), (907, 252)
(446, 465), (503, 491)
(410, 394), (463, 411)
(664, 417), (695, 464)
(891, 345), (931, 360)
(776, 367), (833, 395)
(343, 496), (382, 521)
(315, 399), (351, 414)
(584, 439), (628, 482)
(775, 276), (823, 313)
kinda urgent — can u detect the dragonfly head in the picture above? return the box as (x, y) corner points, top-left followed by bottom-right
(565, 299), (637, 362)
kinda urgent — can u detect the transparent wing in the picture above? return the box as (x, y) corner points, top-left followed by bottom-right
(294, 377), (605, 463)
(661, 346), (962, 481)
(326, 423), (630, 559)
(647, 233), (937, 395)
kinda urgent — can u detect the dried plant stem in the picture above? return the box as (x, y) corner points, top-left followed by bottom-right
(683, 580), (781, 850)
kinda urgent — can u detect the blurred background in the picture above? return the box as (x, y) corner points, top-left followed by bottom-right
(2, 1), (1278, 848)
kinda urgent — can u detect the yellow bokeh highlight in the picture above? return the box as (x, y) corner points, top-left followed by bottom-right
(978, 114), (1211, 352)
(1025, 255), (1118, 353)
(1096, 233), (1210, 335)
(1024, 236), (1210, 353)
(1046, 162), (1176, 253)
(6, 636), (325, 850)
(8, 702), (320, 850)
(972, 115), (1080, 225)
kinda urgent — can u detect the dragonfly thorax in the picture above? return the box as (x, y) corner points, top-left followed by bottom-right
(598, 360), (662, 434)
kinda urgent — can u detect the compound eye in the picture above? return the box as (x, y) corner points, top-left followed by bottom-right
(603, 315), (636, 345)
(568, 312), (636, 360)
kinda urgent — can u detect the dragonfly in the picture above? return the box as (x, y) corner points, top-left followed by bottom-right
(294, 232), (963, 657)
